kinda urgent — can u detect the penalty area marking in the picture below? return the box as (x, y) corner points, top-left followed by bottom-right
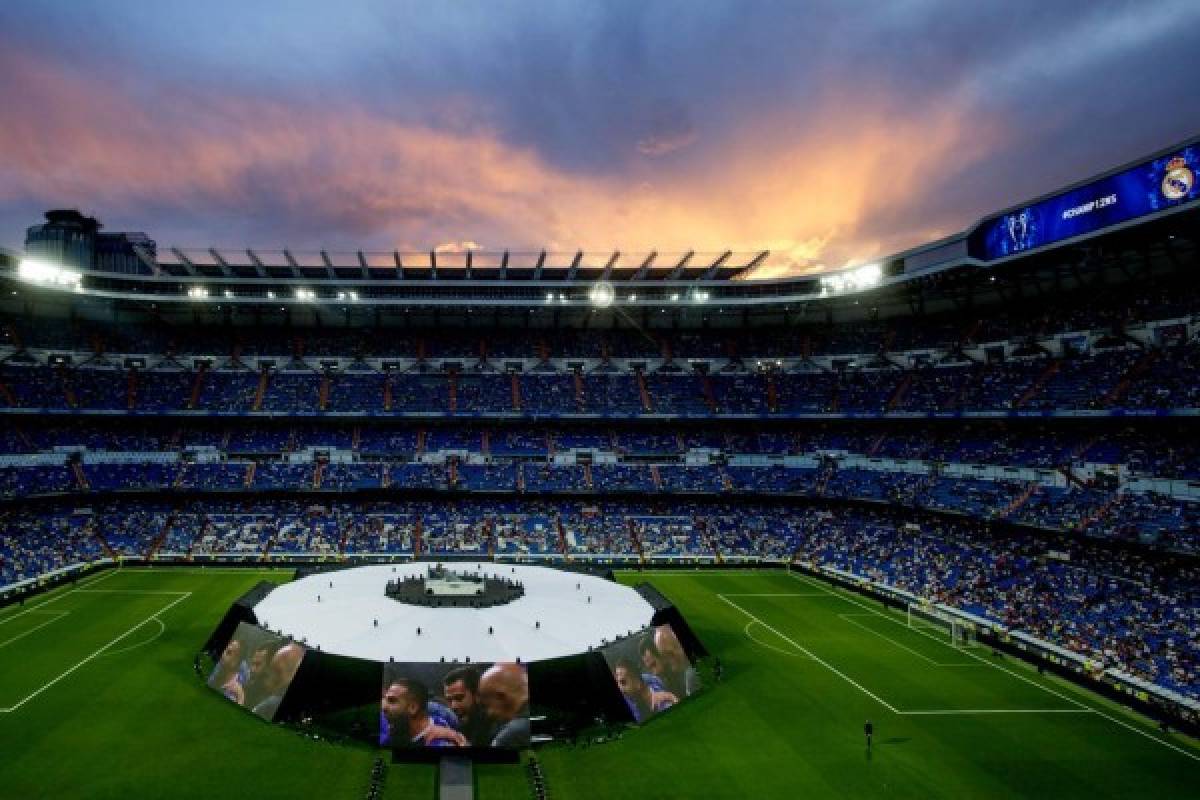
(786, 571), (1200, 764)
(0, 611), (69, 650)
(718, 593), (900, 714)
(101, 617), (167, 657)
(724, 592), (828, 597)
(837, 614), (978, 667)
(743, 621), (814, 659)
(0, 591), (191, 714)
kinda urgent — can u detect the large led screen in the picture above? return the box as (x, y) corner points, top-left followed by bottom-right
(972, 147), (1199, 260)
(380, 661), (530, 749)
(599, 624), (701, 723)
(207, 622), (307, 721)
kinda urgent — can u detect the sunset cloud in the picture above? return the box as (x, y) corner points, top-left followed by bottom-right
(0, 1), (1197, 276)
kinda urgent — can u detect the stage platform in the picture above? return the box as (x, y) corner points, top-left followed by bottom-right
(253, 563), (655, 663)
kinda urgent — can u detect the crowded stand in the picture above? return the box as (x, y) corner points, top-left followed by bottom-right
(1, 197), (1198, 720)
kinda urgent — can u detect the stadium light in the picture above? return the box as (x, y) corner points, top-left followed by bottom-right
(545, 292), (554, 303)
(295, 288), (316, 301)
(819, 263), (882, 294)
(224, 290), (234, 298)
(17, 259), (82, 290)
(187, 286), (209, 299)
(588, 281), (615, 308)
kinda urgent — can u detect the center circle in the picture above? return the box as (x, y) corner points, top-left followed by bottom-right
(253, 563), (656, 664)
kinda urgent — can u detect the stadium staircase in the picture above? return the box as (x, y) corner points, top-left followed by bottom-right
(313, 462), (324, 490)
(172, 464), (187, 489)
(57, 364), (77, 408)
(516, 464), (526, 492)
(484, 517), (496, 559)
(187, 363), (208, 409)
(416, 429), (426, 455)
(71, 462), (89, 491)
(448, 458), (458, 487)
(381, 464), (391, 489)
(582, 464), (593, 490)
(627, 519), (646, 565)
(1058, 464), (1088, 489)
(510, 372), (522, 412)
(219, 428), (232, 451)
(572, 370), (586, 412)
(546, 432), (556, 456)
(720, 468), (733, 492)
(413, 515), (424, 557)
(336, 517), (352, 555)
(702, 375), (717, 412)
(1000, 482), (1039, 519)
(814, 461), (835, 496)
(1103, 348), (1160, 407)
(243, 462), (256, 488)
(675, 433), (686, 453)
(636, 369), (653, 412)
(650, 465), (663, 490)
(765, 372), (779, 413)
(146, 512), (176, 558)
(252, 367), (269, 411)
(383, 373), (393, 411)
(125, 368), (139, 410)
(0, 378), (16, 407)
(554, 515), (570, 558)
(352, 426), (362, 451)
(88, 519), (117, 560)
(1078, 494), (1120, 531)
(448, 369), (458, 413)
(481, 430), (490, 456)
(696, 517), (724, 564)
(318, 370), (331, 411)
(1015, 360), (1061, 408)
(867, 433), (887, 457)
(886, 373), (914, 411)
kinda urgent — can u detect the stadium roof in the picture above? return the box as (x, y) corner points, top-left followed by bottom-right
(147, 248), (768, 283)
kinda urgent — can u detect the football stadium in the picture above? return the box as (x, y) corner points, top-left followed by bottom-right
(1, 4), (1200, 799)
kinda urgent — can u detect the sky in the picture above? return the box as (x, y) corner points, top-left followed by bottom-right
(0, 0), (1198, 276)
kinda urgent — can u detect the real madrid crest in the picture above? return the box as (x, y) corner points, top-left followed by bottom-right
(1161, 156), (1194, 201)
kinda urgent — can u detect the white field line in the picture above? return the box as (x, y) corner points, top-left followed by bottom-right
(900, 708), (1094, 716)
(0, 591), (191, 714)
(102, 618), (167, 657)
(743, 621), (814, 659)
(0, 611), (69, 650)
(724, 592), (828, 597)
(718, 593), (900, 714)
(74, 590), (194, 595)
(787, 571), (1200, 764)
(0, 567), (124, 627)
(837, 614), (977, 667)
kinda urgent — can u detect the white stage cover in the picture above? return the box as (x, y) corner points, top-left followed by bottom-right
(253, 563), (656, 663)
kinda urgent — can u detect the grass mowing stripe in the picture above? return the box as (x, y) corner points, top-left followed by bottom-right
(718, 592), (900, 713)
(787, 570), (1200, 764)
(0, 612), (69, 650)
(0, 591), (191, 714)
(836, 613), (977, 667)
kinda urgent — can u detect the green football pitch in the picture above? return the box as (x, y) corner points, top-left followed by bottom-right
(0, 566), (1196, 799)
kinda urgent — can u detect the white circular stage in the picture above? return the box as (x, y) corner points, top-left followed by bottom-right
(254, 563), (656, 663)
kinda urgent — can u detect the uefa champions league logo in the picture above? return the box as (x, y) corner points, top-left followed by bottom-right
(1161, 156), (1194, 201)
(1005, 208), (1035, 252)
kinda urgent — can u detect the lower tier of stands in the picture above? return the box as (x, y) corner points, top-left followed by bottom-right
(1, 499), (1195, 703)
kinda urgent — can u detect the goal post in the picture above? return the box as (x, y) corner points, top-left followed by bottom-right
(906, 602), (971, 648)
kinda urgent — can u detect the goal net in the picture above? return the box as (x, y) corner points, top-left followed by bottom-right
(907, 602), (971, 648)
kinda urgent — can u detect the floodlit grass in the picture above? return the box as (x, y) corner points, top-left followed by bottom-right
(0, 566), (1196, 799)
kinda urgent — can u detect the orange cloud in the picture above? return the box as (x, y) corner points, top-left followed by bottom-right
(0, 49), (1002, 277)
